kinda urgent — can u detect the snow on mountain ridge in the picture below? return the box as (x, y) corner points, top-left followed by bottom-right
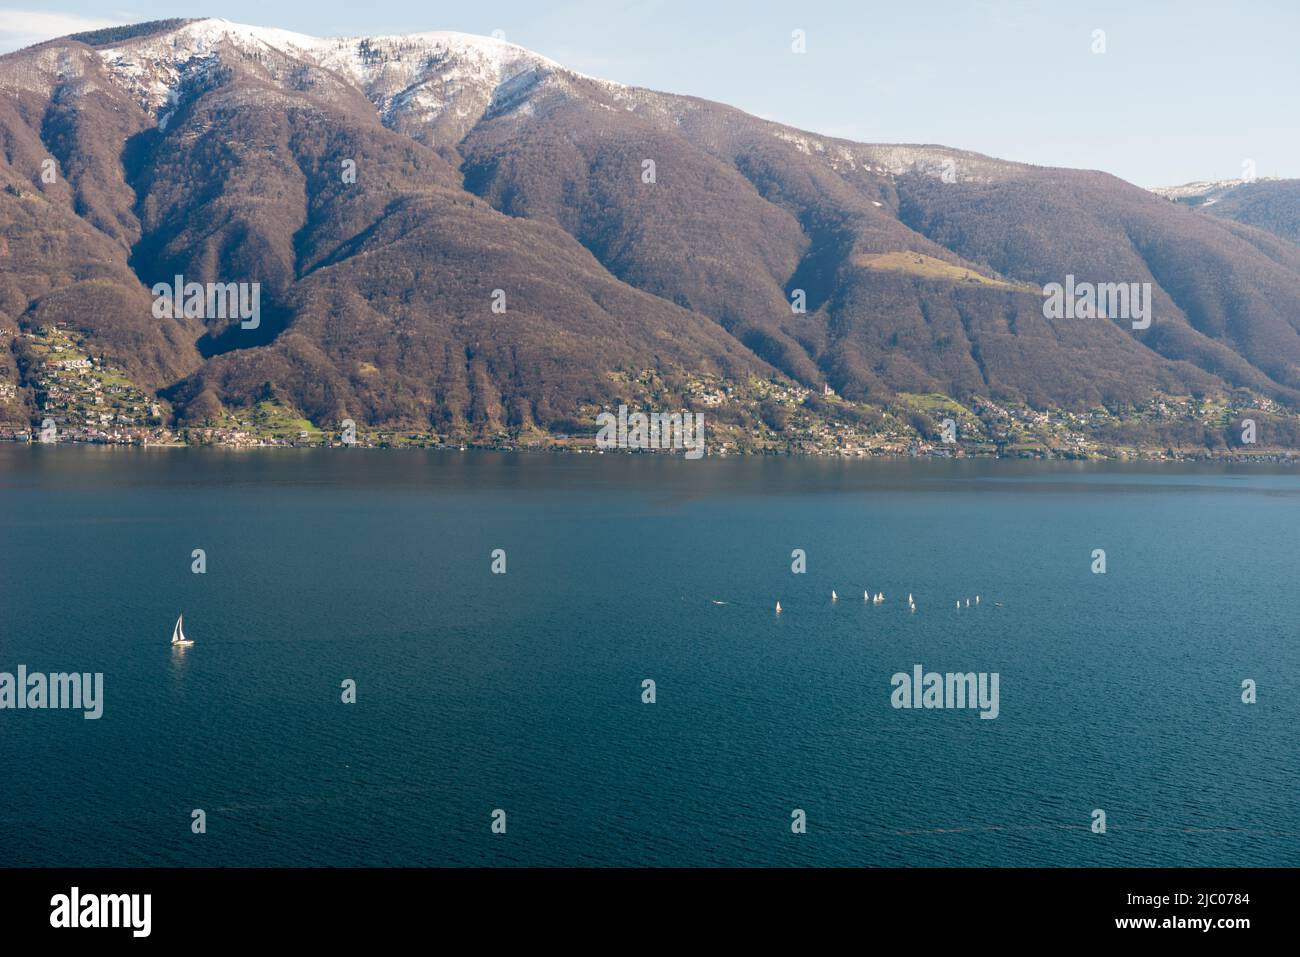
(96, 18), (590, 117)
(87, 18), (589, 132)
(1149, 178), (1284, 201)
(5, 17), (1029, 186)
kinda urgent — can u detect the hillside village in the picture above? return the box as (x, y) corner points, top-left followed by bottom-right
(1, 325), (174, 445)
(0, 325), (1293, 460)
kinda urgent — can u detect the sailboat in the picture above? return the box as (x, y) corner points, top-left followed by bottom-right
(775, 601), (782, 614)
(171, 614), (194, 647)
(832, 590), (838, 602)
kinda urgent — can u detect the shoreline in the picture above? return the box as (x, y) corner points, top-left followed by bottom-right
(3, 434), (1298, 464)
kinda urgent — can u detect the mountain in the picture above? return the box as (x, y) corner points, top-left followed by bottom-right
(1153, 178), (1300, 247)
(3, 18), (1300, 451)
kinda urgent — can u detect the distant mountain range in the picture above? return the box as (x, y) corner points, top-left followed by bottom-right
(3, 18), (1300, 452)
(1152, 178), (1300, 246)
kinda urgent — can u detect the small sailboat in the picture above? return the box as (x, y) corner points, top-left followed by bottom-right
(955, 600), (960, 609)
(775, 601), (782, 614)
(832, 590), (838, 602)
(975, 595), (980, 605)
(863, 590), (869, 601)
(171, 614), (194, 647)
(965, 598), (970, 607)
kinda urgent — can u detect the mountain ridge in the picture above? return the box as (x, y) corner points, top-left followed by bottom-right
(4, 18), (1300, 453)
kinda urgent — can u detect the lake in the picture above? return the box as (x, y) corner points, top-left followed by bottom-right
(1, 446), (1297, 866)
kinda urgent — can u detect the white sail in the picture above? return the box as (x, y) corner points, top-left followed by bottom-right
(171, 614), (192, 645)
(775, 601), (782, 614)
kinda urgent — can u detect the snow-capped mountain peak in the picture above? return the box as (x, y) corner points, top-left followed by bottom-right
(88, 18), (585, 135)
(1149, 177), (1277, 205)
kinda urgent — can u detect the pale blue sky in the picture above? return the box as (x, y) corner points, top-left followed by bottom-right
(3, 1), (1296, 187)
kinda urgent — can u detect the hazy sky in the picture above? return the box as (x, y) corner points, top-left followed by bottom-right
(2, 1), (1296, 187)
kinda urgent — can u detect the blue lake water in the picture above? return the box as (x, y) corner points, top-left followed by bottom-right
(1, 446), (1297, 866)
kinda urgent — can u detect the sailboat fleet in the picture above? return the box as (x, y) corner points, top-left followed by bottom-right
(169, 585), (981, 638)
(770, 590), (985, 616)
(170, 614), (194, 647)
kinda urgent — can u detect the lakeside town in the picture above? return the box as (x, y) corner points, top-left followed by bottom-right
(2, 325), (1297, 461)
